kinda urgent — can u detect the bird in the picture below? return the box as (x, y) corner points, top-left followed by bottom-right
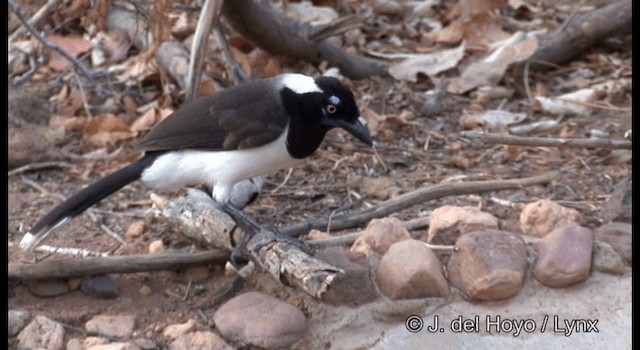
(19, 73), (373, 256)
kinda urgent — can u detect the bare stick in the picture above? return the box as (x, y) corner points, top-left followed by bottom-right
(460, 131), (632, 150)
(8, 161), (71, 177)
(9, 0), (63, 43)
(186, 0), (223, 101)
(280, 171), (557, 237)
(9, 250), (229, 280)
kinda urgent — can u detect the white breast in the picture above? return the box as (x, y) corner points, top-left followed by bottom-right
(140, 130), (299, 203)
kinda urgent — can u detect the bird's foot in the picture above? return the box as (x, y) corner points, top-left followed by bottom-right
(222, 203), (313, 269)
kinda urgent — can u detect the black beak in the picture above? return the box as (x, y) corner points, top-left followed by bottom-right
(336, 117), (373, 146)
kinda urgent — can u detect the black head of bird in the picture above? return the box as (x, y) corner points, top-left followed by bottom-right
(20, 73), (373, 251)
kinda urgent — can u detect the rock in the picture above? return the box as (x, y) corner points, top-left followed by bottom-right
(315, 247), (377, 306)
(25, 279), (70, 297)
(82, 337), (109, 348)
(85, 315), (136, 338)
(600, 178), (631, 223)
(8, 309), (30, 337)
(305, 229), (332, 240)
(17, 315), (65, 350)
(169, 331), (233, 350)
(213, 292), (307, 349)
(163, 319), (197, 339)
(594, 222), (632, 263)
(67, 277), (83, 290)
(139, 285), (153, 296)
(81, 275), (119, 299)
(447, 230), (527, 301)
(349, 175), (400, 200)
(125, 220), (147, 240)
(533, 224), (593, 288)
(148, 239), (166, 254)
(592, 241), (626, 275)
(131, 338), (159, 350)
(86, 343), (142, 350)
(376, 239), (450, 299)
(427, 205), (499, 245)
(520, 199), (583, 237)
(350, 217), (412, 259)
(67, 338), (84, 350)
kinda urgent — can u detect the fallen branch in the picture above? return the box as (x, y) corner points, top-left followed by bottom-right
(8, 250), (228, 280)
(222, 0), (388, 79)
(460, 131), (632, 150)
(280, 171), (557, 237)
(160, 189), (343, 298)
(524, 0), (631, 70)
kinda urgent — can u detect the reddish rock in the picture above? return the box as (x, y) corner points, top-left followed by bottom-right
(376, 239), (450, 299)
(163, 319), (197, 339)
(85, 315), (136, 338)
(447, 230), (527, 301)
(520, 199), (583, 237)
(169, 331), (233, 350)
(427, 205), (499, 245)
(213, 292), (307, 349)
(350, 217), (412, 259)
(533, 224), (594, 287)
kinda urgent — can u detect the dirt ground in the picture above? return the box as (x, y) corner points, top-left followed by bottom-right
(8, 1), (631, 349)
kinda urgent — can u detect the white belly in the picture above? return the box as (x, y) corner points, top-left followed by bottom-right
(140, 131), (299, 203)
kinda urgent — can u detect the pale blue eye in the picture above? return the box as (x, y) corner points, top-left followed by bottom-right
(329, 95), (341, 105)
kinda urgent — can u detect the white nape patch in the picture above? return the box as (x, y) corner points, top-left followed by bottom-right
(279, 73), (321, 94)
(140, 130), (299, 204)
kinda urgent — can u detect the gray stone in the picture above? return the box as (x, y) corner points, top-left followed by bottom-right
(8, 309), (30, 337)
(427, 205), (498, 245)
(533, 224), (593, 287)
(520, 199), (583, 237)
(25, 279), (70, 297)
(600, 178), (631, 223)
(315, 247), (377, 306)
(81, 275), (119, 299)
(447, 230), (527, 301)
(85, 314), (136, 338)
(592, 240), (626, 275)
(594, 222), (632, 263)
(213, 292), (307, 349)
(17, 315), (65, 350)
(350, 217), (412, 259)
(169, 331), (233, 350)
(376, 239), (450, 299)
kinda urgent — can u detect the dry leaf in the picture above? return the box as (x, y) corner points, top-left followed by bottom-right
(83, 115), (135, 146)
(388, 42), (466, 82)
(130, 108), (159, 132)
(448, 32), (538, 94)
(459, 110), (527, 130)
(46, 34), (93, 71)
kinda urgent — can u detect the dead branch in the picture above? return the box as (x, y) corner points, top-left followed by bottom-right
(160, 189), (343, 298)
(221, 0), (388, 79)
(8, 0), (62, 43)
(8, 250), (228, 280)
(460, 131), (632, 150)
(280, 171), (557, 237)
(524, 0), (631, 70)
(186, 0), (223, 101)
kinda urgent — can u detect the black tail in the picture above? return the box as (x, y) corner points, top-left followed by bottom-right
(28, 154), (160, 237)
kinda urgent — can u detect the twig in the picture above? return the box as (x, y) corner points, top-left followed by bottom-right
(186, 0), (223, 101)
(460, 131), (632, 150)
(8, 0), (98, 82)
(8, 161), (71, 177)
(9, 0), (63, 43)
(9, 250), (229, 280)
(280, 171), (557, 237)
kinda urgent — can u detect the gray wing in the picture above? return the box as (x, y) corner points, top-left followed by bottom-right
(136, 79), (289, 152)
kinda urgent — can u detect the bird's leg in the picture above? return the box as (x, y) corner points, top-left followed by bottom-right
(221, 203), (313, 268)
